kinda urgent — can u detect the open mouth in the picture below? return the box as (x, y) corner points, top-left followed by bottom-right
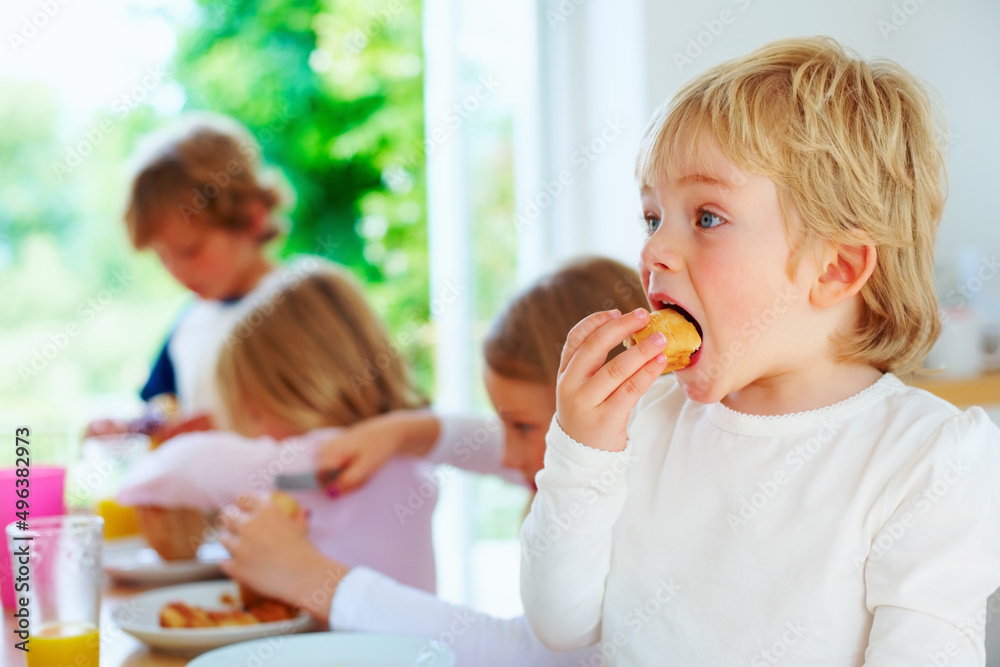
(666, 303), (702, 342)
(652, 299), (703, 367)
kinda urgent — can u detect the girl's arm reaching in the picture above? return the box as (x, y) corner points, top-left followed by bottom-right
(520, 308), (667, 649)
(315, 410), (440, 494)
(117, 430), (318, 509)
(427, 414), (523, 485)
(316, 410), (522, 494)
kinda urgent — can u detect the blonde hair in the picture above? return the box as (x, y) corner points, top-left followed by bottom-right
(636, 37), (945, 376)
(484, 256), (648, 384)
(216, 261), (426, 436)
(124, 113), (286, 248)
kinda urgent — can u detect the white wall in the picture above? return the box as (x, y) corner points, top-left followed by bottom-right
(515, 0), (653, 279)
(526, 0), (1000, 288)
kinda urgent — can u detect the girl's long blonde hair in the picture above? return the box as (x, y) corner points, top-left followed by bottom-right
(216, 261), (426, 436)
(484, 256), (648, 384)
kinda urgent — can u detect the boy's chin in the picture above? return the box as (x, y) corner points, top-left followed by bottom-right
(181, 282), (211, 299)
(674, 371), (728, 405)
(189, 285), (227, 301)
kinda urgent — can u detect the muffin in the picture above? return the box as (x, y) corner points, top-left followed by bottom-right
(135, 505), (207, 561)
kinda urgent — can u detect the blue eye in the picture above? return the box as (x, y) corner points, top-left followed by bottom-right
(644, 215), (661, 234)
(697, 209), (725, 229)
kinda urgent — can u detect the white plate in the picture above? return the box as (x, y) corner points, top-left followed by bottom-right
(103, 536), (228, 586)
(188, 632), (456, 666)
(113, 580), (315, 656)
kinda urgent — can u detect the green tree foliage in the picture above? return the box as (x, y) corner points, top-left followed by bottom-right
(0, 82), (71, 245)
(0, 76), (181, 409)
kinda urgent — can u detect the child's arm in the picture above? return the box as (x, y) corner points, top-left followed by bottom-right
(425, 413), (523, 484)
(117, 430), (317, 509)
(863, 409), (1000, 666)
(315, 410), (439, 493)
(332, 568), (597, 666)
(316, 410), (520, 494)
(84, 392), (211, 444)
(520, 309), (668, 649)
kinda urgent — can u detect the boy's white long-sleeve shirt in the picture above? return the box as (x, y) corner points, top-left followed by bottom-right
(329, 414), (598, 666)
(520, 373), (1000, 666)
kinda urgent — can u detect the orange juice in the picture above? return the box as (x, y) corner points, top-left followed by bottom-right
(28, 622), (99, 667)
(97, 498), (140, 539)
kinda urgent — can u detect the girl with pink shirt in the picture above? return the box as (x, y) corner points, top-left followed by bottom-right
(118, 260), (438, 592)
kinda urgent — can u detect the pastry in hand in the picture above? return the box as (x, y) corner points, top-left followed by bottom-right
(623, 308), (701, 373)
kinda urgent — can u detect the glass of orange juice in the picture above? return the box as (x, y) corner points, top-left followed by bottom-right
(69, 434), (150, 539)
(6, 515), (104, 667)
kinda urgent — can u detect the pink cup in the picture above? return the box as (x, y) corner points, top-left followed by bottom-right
(0, 466), (66, 608)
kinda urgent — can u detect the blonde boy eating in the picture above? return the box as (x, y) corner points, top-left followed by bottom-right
(521, 37), (1000, 665)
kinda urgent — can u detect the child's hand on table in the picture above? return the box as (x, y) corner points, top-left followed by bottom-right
(556, 308), (668, 453)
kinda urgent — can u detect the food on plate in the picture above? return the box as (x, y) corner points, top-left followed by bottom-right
(623, 308), (701, 373)
(158, 594), (296, 628)
(159, 600), (257, 628)
(135, 505), (207, 561)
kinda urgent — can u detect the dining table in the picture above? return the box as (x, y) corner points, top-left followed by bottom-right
(909, 368), (1000, 407)
(3, 580), (193, 667)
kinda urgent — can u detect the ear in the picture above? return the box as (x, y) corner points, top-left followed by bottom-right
(810, 240), (877, 309)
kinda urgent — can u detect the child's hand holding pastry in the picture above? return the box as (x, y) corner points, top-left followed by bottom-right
(556, 308), (669, 453)
(219, 494), (349, 623)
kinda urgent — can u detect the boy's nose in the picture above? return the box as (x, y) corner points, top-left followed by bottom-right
(640, 228), (683, 273)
